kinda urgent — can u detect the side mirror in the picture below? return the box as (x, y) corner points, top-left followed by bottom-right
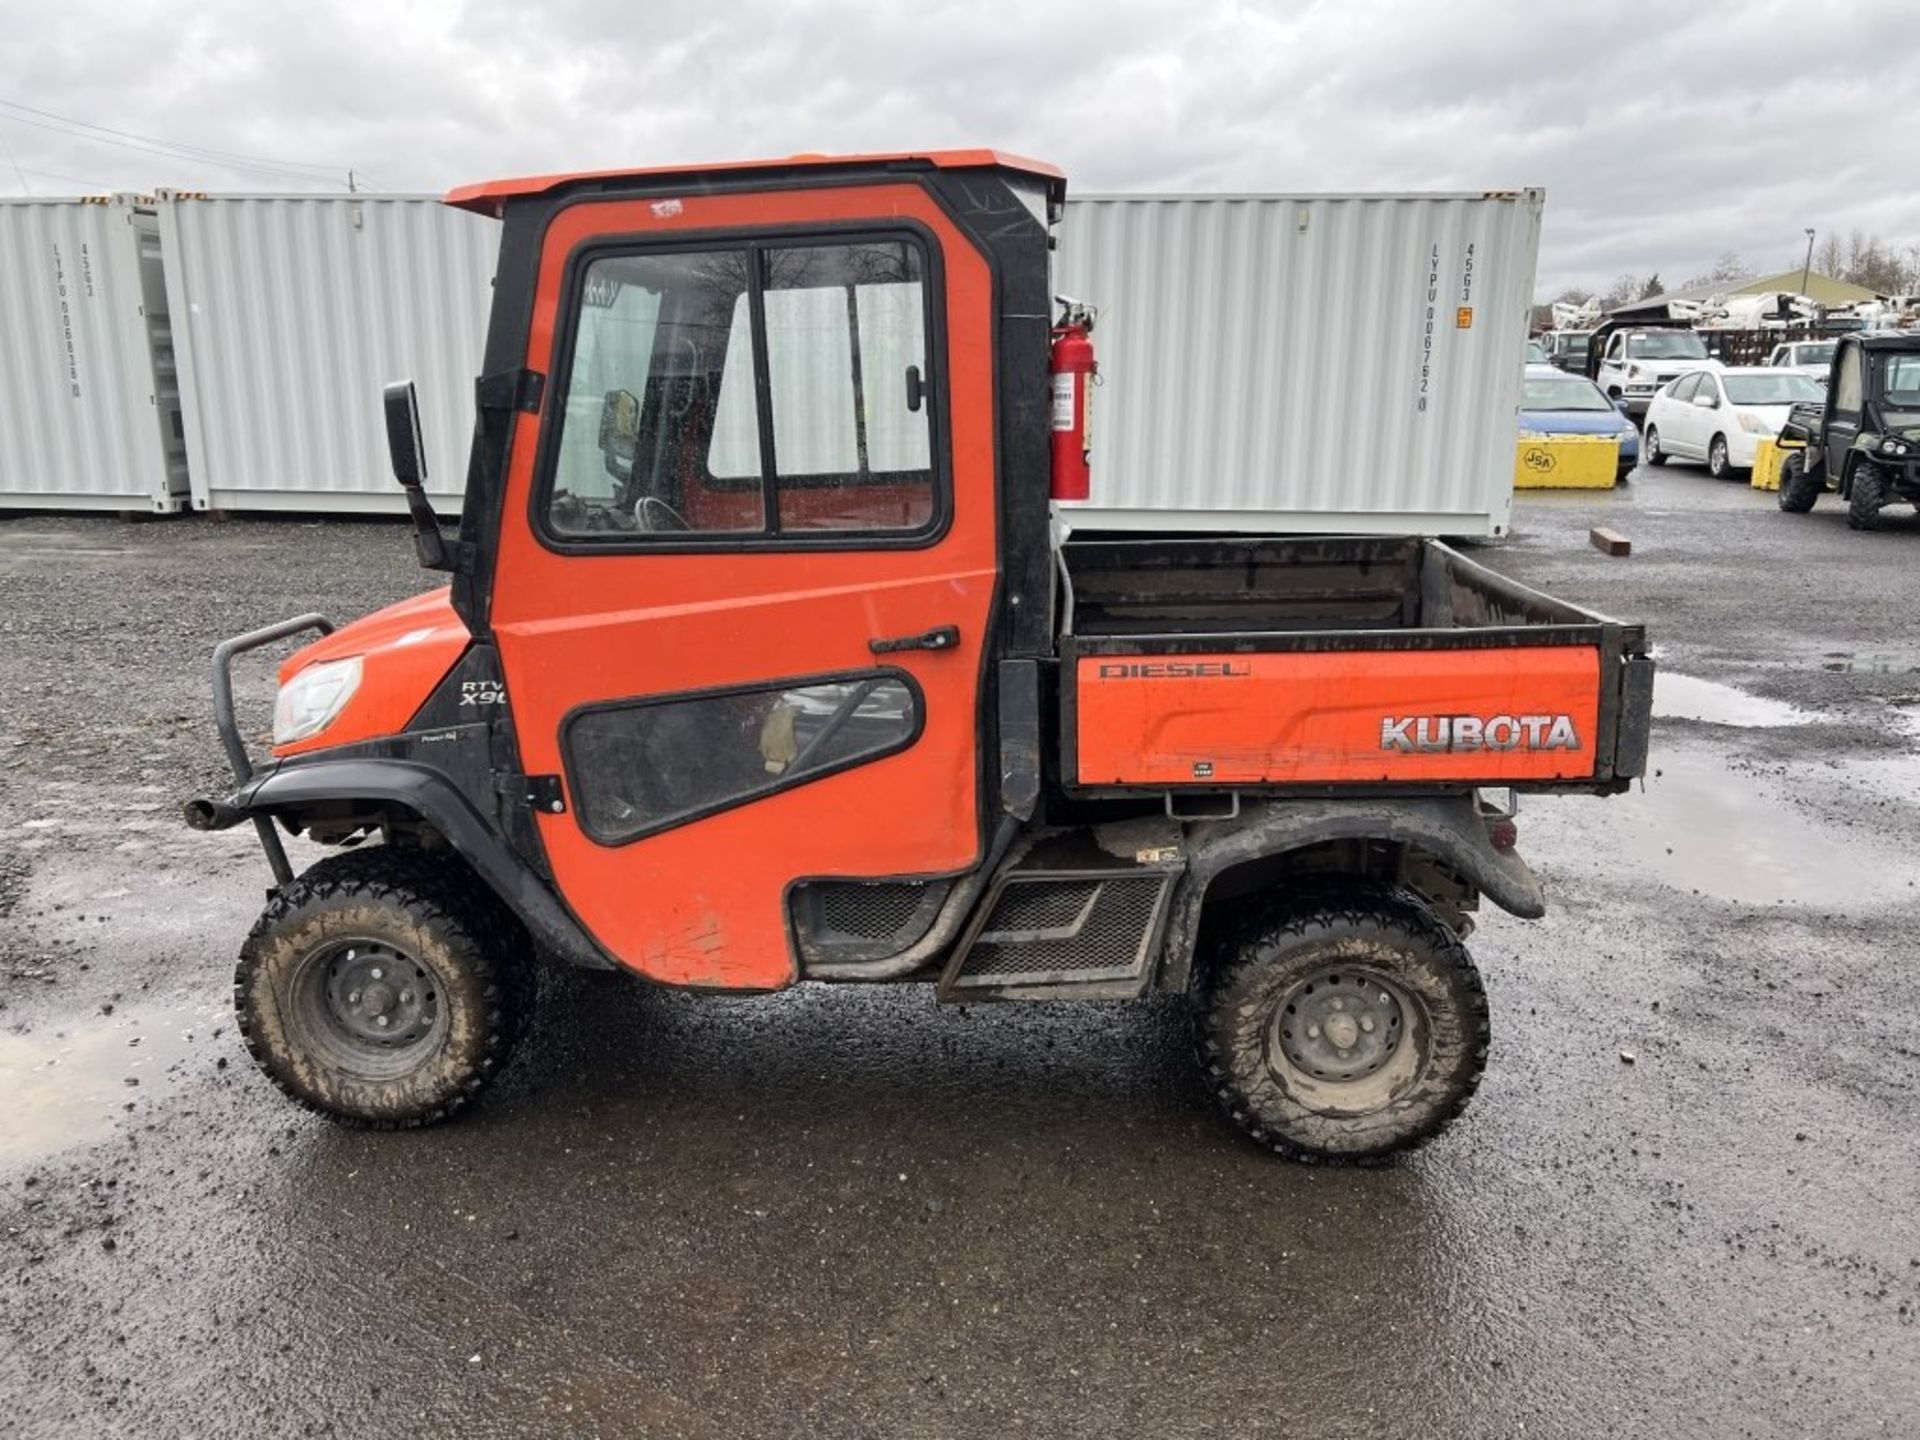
(381, 380), (450, 571)
(383, 381), (428, 489)
(598, 388), (640, 478)
(1694, 393), (1718, 409)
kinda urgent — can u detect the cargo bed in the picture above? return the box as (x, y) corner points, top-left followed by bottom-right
(1057, 535), (1652, 794)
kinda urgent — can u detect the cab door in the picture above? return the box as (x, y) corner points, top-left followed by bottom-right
(485, 186), (1000, 990)
(1826, 339), (1864, 479)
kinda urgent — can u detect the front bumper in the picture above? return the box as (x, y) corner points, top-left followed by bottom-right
(186, 613), (335, 885)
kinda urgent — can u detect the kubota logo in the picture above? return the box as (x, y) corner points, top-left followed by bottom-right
(1380, 714), (1580, 753)
(1521, 446), (1558, 474)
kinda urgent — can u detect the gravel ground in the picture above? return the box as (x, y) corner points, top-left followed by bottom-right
(1, 466), (1917, 1438)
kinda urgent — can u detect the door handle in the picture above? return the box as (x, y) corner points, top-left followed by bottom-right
(870, 624), (960, 655)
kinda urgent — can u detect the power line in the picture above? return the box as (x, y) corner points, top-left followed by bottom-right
(0, 98), (358, 187)
(0, 96), (355, 176)
(0, 124), (30, 195)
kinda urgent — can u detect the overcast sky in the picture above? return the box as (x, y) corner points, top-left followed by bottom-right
(3, 0), (1914, 297)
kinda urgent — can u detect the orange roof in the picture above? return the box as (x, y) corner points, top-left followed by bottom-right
(446, 149), (1064, 215)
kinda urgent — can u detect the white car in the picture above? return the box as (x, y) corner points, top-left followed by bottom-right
(1764, 339), (1836, 385)
(1641, 367), (1826, 478)
(1594, 328), (1723, 418)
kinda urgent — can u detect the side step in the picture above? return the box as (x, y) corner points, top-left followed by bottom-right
(937, 835), (1179, 1002)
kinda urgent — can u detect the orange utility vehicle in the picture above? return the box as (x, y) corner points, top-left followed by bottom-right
(187, 151), (1653, 1160)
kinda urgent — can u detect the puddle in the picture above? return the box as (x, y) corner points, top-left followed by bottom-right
(1823, 652), (1918, 674)
(1653, 673), (1816, 728)
(0, 998), (225, 1167)
(1550, 749), (1920, 908)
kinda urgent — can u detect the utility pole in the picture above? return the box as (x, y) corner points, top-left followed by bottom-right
(1801, 228), (1815, 298)
(347, 169), (358, 194)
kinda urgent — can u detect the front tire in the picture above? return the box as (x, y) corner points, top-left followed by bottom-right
(235, 848), (531, 1128)
(1777, 452), (1821, 513)
(1192, 882), (1489, 1163)
(1708, 433), (1734, 479)
(1644, 425), (1668, 466)
(1848, 459), (1888, 531)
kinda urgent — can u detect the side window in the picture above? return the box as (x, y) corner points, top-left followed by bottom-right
(762, 240), (934, 532)
(549, 249), (764, 537)
(1833, 346), (1863, 414)
(1767, 346), (1785, 367)
(1671, 373), (1700, 403)
(565, 673), (921, 843)
(544, 233), (937, 543)
(1606, 336), (1624, 363)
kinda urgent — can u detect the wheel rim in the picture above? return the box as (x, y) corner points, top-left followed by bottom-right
(1711, 438), (1727, 474)
(284, 937), (447, 1080)
(1646, 427), (1659, 459)
(1265, 964), (1428, 1116)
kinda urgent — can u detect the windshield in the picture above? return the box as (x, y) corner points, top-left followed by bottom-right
(1724, 374), (1824, 406)
(1553, 330), (1592, 352)
(1522, 376), (1612, 412)
(1792, 343), (1835, 366)
(1627, 332), (1709, 360)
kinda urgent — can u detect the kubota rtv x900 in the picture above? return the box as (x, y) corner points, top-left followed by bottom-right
(187, 151), (1653, 1161)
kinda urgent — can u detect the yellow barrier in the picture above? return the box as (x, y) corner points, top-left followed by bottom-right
(1751, 436), (1804, 491)
(1514, 434), (1619, 489)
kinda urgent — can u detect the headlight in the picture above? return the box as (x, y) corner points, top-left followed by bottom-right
(273, 656), (363, 744)
(1737, 412), (1772, 435)
(1878, 435), (1912, 457)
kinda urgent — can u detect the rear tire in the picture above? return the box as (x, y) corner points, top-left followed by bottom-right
(235, 847), (531, 1128)
(1777, 452), (1821, 513)
(1644, 425), (1668, 466)
(1848, 460), (1887, 531)
(1192, 882), (1489, 1163)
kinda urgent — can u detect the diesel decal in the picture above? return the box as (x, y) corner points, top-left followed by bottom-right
(1097, 661), (1252, 680)
(1380, 714), (1581, 753)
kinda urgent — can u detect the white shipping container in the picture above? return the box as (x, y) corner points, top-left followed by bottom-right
(0, 196), (189, 513)
(156, 193), (498, 515)
(1052, 191), (1544, 537)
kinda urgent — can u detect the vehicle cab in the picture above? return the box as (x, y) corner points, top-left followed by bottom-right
(1595, 328), (1722, 418)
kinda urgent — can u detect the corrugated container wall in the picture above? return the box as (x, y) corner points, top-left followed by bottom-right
(157, 194), (499, 514)
(0, 196), (189, 512)
(1052, 191), (1543, 536)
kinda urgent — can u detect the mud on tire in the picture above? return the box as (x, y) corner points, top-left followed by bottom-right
(235, 847), (531, 1128)
(1192, 881), (1489, 1163)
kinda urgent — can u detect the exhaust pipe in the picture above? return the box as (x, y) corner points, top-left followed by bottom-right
(183, 797), (246, 831)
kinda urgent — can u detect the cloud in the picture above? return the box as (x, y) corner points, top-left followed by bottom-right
(1, 0), (1913, 294)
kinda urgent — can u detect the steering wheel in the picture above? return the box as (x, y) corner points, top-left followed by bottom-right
(634, 495), (691, 532)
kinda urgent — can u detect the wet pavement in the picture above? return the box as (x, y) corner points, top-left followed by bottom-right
(3, 470), (1919, 1437)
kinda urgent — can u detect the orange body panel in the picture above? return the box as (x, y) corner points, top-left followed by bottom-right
(487, 184), (997, 991)
(272, 588), (469, 759)
(1075, 647), (1603, 786)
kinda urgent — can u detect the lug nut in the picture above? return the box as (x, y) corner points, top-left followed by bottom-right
(1330, 998), (1345, 1012)
(347, 990), (361, 1004)
(1360, 1016), (1376, 1034)
(1306, 1023), (1321, 1040)
(400, 990), (414, 1005)
(375, 1015), (390, 1028)
(370, 967), (383, 980)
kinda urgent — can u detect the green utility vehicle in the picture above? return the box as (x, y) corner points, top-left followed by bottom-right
(1777, 333), (1920, 530)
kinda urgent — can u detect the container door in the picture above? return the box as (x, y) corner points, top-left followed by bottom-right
(486, 187), (999, 990)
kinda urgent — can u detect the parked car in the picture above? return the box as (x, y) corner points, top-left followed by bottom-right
(1595, 328), (1722, 418)
(1642, 367), (1825, 478)
(1765, 339), (1836, 384)
(1543, 329), (1594, 373)
(1526, 338), (1550, 364)
(1519, 364), (1639, 480)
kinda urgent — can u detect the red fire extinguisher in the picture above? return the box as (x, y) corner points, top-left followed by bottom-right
(1049, 302), (1098, 501)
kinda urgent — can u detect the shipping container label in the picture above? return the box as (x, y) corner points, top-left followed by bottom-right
(1074, 646), (1603, 785)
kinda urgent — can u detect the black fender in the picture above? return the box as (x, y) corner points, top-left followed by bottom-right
(235, 758), (616, 971)
(1156, 795), (1545, 993)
